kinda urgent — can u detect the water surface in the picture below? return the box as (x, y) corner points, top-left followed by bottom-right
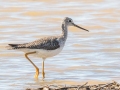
(0, 0), (120, 89)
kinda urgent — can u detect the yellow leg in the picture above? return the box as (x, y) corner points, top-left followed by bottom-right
(25, 51), (39, 79)
(42, 59), (45, 79)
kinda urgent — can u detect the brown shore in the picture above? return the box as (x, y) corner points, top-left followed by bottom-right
(26, 80), (120, 90)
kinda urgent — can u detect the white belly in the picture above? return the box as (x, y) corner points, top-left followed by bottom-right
(20, 47), (63, 59)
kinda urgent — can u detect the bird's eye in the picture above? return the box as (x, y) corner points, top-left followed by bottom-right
(68, 20), (71, 22)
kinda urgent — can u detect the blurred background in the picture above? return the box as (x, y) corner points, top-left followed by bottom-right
(0, 0), (120, 89)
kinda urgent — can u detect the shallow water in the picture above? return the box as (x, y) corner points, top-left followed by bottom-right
(0, 0), (120, 89)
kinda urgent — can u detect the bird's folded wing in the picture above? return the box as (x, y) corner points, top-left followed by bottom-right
(25, 38), (60, 50)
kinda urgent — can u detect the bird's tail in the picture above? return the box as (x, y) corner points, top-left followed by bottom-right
(6, 44), (19, 50)
(6, 44), (26, 50)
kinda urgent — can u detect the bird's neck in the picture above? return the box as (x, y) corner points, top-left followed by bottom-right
(61, 23), (68, 41)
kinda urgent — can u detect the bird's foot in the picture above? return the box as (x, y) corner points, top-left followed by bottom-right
(34, 67), (39, 79)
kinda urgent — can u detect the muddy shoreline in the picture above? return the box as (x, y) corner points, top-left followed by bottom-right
(26, 81), (120, 90)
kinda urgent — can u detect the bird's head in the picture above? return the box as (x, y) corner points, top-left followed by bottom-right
(63, 17), (89, 32)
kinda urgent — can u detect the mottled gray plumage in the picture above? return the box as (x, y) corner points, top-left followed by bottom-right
(9, 36), (60, 50)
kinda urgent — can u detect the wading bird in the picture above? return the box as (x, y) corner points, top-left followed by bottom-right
(7, 17), (89, 79)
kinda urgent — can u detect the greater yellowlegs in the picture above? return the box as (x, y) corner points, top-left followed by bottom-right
(7, 17), (89, 79)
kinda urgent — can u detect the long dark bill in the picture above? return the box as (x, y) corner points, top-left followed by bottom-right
(72, 23), (89, 32)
